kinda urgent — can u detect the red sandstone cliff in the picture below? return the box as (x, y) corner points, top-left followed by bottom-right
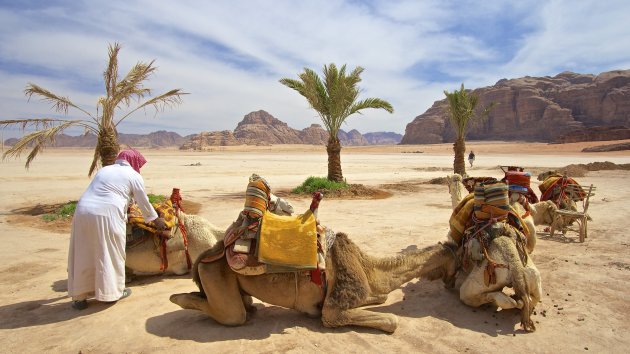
(401, 70), (630, 144)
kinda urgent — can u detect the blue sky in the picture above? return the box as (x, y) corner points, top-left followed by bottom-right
(1, 0), (629, 139)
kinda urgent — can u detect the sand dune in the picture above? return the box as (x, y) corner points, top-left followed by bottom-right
(1, 141), (629, 353)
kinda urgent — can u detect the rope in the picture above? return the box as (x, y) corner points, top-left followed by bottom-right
(171, 188), (192, 270)
(293, 272), (299, 309)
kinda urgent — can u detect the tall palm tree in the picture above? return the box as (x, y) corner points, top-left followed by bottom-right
(444, 83), (494, 176)
(280, 63), (393, 182)
(1, 42), (186, 176)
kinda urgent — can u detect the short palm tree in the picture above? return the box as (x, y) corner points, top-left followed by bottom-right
(280, 63), (393, 182)
(444, 83), (494, 176)
(1, 42), (186, 176)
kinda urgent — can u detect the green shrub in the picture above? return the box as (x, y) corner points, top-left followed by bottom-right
(148, 194), (167, 204)
(292, 176), (349, 194)
(42, 201), (77, 221)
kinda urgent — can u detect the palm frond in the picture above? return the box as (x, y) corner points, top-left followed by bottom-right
(24, 83), (96, 119)
(281, 63), (393, 137)
(88, 137), (102, 177)
(104, 43), (121, 98)
(348, 98), (394, 116)
(113, 60), (157, 107)
(0, 118), (97, 133)
(115, 89), (187, 126)
(444, 83), (494, 138)
(2, 120), (82, 168)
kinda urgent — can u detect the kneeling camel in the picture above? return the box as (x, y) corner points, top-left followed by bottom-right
(458, 227), (542, 332)
(170, 232), (459, 333)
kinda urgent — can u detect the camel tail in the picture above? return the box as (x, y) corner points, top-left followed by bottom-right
(506, 240), (536, 332)
(191, 242), (226, 297)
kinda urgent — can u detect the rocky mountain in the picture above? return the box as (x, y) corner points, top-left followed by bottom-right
(180, 110), (402, 150)
(233, 110), (303, 144)
(4, 130), (187, 148)
(363, 132), (403, 145)
(401, 69), (630, 144)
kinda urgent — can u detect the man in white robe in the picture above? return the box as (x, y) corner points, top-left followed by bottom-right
(68, 149), (165, 309)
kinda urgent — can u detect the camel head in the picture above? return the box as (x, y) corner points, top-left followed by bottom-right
(537, 170), (558, 181)
(531, 200), (558, 226)
(424, 241), (461, 289)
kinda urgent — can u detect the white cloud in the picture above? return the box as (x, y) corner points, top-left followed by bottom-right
(1, 0), (629, 140)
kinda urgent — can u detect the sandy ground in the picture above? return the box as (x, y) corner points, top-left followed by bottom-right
(1, 140), (629, 353)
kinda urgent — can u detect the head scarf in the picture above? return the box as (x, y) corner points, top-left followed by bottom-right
(116, 149), (147, 173)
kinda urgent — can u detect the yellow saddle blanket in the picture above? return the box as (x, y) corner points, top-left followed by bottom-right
(258, 209), (318, 269)
(450, 193), (475, 244)
(128, 200), (177, 234)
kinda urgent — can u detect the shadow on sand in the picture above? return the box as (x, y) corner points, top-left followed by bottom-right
(145, 303), (387, 343)
(0, 295), (112, 329)
(371, 279), (531, 336)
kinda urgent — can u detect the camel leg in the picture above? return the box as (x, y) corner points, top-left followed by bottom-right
(321, 305), (399, 333)
(171, 260), (247, 326)
(524, 263), (542, 309)
(242, 295), (257, 313)
(362, 294), (389, 306)
(459, 269), (521, 309)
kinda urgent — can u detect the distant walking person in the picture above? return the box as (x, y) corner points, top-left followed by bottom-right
(468, 151), (476, 167)
(67, 149), (166, 310)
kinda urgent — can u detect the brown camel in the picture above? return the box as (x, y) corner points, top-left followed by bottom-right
(170, 232), (459, 333)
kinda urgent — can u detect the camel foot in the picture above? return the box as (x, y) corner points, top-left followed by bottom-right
(381, 314), (399, 333)
(522, 319), (536, 332)
(170, 293), (200, 310)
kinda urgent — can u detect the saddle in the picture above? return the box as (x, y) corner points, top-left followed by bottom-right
(126, 188), (192, 272)
(201, 174), (325, 280)
(539, 174), (586, 207)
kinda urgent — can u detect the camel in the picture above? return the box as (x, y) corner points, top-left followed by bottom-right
(446, 174), (468, 209)
(126, 211), (225, 275)
(447, 174), (538, 253)
(170, 232), (459, 333)
(126, 192), (293, 276)
(458, 227), (541, 332)
(528, 200), (558, 227)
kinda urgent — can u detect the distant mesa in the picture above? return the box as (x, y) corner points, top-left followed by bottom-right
(2, 110), (402, 149)
(179, 110), (403, 150)
(3, 130), (189, 148)
(401, 69), (630, 144)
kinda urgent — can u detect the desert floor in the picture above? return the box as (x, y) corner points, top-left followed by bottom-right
(1, 140), (629, 353)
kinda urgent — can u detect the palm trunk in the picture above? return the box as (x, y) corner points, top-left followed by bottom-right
(327, 137), (343, 182)
(453, 136), (466, 176)
(98, 125), (120, 167)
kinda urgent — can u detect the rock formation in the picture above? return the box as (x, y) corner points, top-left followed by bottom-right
(179, 110), (401, 149)
(363, 132), (403, 145)
(401, 70), (630, 144)
(4, 130), (187, 148)
(338, 129), (369, 146)
(179, 131), (240, 150)
(233, 110), (303, 144)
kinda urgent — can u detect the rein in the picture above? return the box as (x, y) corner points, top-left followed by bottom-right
(171, 189), (192, 271)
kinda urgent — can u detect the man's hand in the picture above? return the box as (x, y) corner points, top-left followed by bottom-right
(153, 217), (168, 231)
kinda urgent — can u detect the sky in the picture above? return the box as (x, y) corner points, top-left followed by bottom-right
(1, 0), (630, 139)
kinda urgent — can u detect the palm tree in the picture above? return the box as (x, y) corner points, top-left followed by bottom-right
(1, 42), (186, 176)
(280, 64), (393, 182)
(444, 83), (494, 176)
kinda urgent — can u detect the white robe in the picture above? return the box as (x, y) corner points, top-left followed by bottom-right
(68, 160), (158, 301)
